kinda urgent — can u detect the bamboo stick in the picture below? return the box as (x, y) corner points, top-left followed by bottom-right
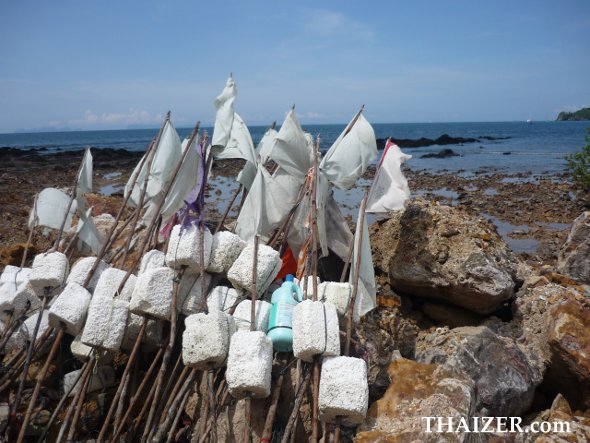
(261, 360), (286, 441)
(16, 328), (64, 443)
(165, 387), (191, 443)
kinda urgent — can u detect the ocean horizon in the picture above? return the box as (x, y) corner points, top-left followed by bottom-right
(1, 120), (588, 176)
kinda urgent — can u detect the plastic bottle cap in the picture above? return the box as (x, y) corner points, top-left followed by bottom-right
(285, 274), (294, 282)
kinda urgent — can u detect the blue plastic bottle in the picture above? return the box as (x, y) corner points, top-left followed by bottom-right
(267, 275), (303, 352)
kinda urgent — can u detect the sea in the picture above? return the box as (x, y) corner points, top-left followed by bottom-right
(1, 121), (588, 176)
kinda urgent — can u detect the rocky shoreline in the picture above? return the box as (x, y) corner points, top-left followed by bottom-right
(1, 146), (589, 441)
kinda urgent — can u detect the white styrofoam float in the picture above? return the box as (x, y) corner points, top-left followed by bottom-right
(182, 310), (234, 369)
(227, 244), (281, 296)
(226, 331), (273, 399)
(207, 231), (246, 274)
(165, 224), (212, 274)
(292, 300), (340, 362)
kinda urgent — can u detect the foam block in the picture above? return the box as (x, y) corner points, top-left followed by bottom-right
(323, 302), (341, 357)
(29, 252), (69, 294)
(297, 276), (322, 299)
(121, 314), (164, 351)
(7, 310), (52, 352)
(318, 282), (352, 316)
(207, 286), (242, 313)
(178, 273), (212, 316)
(92, 268), (136, 302)
(227, 244), (281, 296)
(232, 300), (272, 333)
(129, 267), (174, 320)
(82, 293), (129, 352)
(226, 331), (273, 398)
(0, 282), (41, 321)
(0, 266), (30, 296)
(182, 311), (232, 369)
(64, 365), (116, 397)
(292, 300), (325, 362)
(66, 257), (109, 292)
(139, 249), (166, 275)
(166, 224), (212, 273)
(48, 282), (92, 335)
(70, 335), (94, 362)
(318, 356), (369, 425)
(207, 231), (246, 274)
(101, 300), (129, 351)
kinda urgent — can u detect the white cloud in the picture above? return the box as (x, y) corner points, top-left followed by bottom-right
(68, 108), (164, 127)
(304, 9), (375, 41)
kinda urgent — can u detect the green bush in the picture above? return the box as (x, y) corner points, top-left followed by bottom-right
(566, 129), (590, 192)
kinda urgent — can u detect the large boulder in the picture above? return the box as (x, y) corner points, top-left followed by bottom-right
(416, 325), (542, 417)
(557, 211), (590, 284)
(371, 199), (520, 314)
(355, 357), (475, 442)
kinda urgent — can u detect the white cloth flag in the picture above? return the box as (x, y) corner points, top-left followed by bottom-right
(256, 127), (278, 164)
(158, 137), (200, 224)
(212, 75), (237, 148)
(319, 113), (378, 190)
(366, 139), (411, 213)
(349, 205), (377, 320)
(124, 119), (183, 208)
(235, 110), (310, 242)
(77, 147), (93, 195)
(28, 188), (77, 230)
(76, 206), (102, 254)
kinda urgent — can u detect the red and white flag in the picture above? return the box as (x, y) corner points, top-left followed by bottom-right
(366, 138), (411, 213)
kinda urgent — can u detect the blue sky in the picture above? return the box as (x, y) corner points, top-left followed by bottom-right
(1, 0), (589, 132)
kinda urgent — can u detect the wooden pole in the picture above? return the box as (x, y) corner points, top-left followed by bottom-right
(65, 356), (95, 442)
(16, 328), (64, 443)
(97, 319), (147, 442)
(165, 387), (192, 443)
(112, 346), (164, 441)
(261, 359), (286, 442)
(142, 265), (186, 442)
(345, 191), (368, 356)
(215, 184), (242, 234)
(280, 367), (311, 443)
(21, 193), (38, 268)
(310, 135), (321, 443)
(11, 288), (48, 418)
(54, 148), (90, 251)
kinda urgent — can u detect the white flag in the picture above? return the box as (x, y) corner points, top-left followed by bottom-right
(366, 139), (411, 213)
(211, 75), (237, 148)
(77, 147), (93, 196)
(349, 205), (376, 320)
(29, 188), (77, 230)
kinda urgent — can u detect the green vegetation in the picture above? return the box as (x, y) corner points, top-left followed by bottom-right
(566, 129), (590, 192)
(557, 107), (590, 121)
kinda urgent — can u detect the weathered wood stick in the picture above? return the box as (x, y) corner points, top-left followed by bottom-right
(165, 387), (192, 443)
(345, 191), (368, 356)
(261, 363), (286, 441)
(112, 346), (164, 441)
(65, 356), (95, 442)
(11, 290), (48, 419)
(141, 265), (186, 442)
(16, 328), (64, 443)
(96, 318), (147, 442)
(280, 367), (311, 443)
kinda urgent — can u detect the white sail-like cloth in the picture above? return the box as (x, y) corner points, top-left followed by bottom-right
(76, 207), (102, 254)
(366, 139), (411, 213)
(235, 110), (310, 241)
(74, 148), (102, 253)
(158, 137), (200, 224)
(319, 114), (378, 190)
(349, 206), (377, 320)
(256, 127), (278, 165)
(124, 119), (183, 208)
(77, 147), (93, 196)
(29, 188), (77, 230)
(212, 75), (237, 148)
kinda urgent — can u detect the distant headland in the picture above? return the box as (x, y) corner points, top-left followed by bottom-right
(556, 107), (590, 121)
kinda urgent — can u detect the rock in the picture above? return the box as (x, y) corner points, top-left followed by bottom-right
(557, 211), (590, 284)
(420, 148), (459, 159)
(371, 199), (520, 314)
(515, 394), (590, 442)
(422, 302), (483, 328)
(545, 293), (590, 409)
(416, 325), (542, 416)
(355, 358), (475, 442)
